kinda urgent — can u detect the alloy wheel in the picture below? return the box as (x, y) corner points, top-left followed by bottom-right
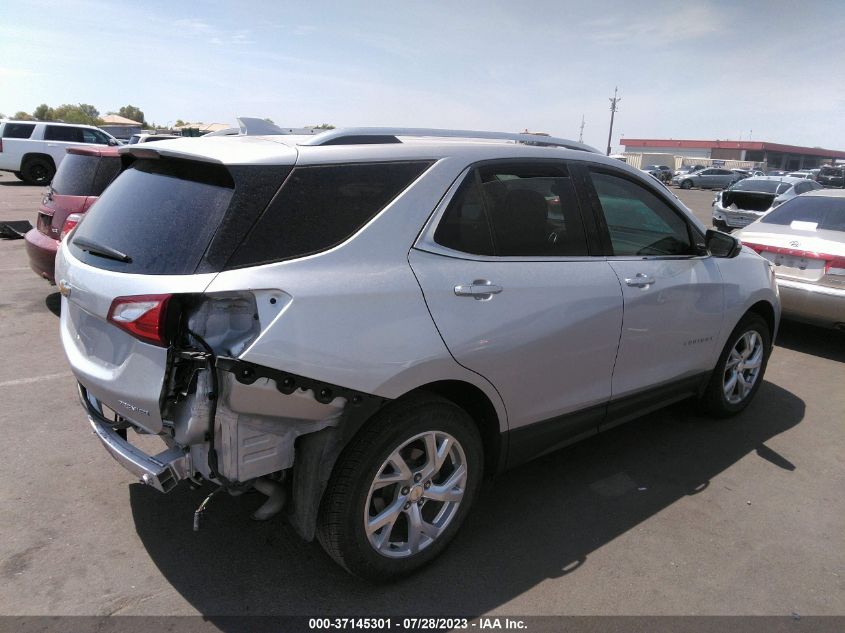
(723, 330), (764, 404)
(364, 430), (467, 558)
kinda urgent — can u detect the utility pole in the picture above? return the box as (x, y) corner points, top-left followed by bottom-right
(578, 114), (585, 144)
(606, 86), (621, 156)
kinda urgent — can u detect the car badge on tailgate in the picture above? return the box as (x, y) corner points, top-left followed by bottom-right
(119, 400), (151, 416)
(58, 279), (72, 298)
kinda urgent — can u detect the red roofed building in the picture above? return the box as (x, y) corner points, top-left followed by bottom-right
(620, 138), (845, 171)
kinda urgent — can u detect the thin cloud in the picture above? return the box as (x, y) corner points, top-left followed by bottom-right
(588, 6), (724, 45)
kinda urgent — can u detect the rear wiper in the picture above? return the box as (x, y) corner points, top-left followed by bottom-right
(73, 238), (132, 263)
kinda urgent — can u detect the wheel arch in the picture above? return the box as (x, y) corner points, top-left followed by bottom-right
(289, 378), (506, 542)
(407, 380), (505, 477)
(21, 152), (56, 169)
(746, 299), (777, 341)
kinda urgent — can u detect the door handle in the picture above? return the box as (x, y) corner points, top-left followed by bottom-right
(454, 279), (503, 300)
(624, 273), (656, 288)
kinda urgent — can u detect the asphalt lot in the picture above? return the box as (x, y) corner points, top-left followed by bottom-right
(0, 172), (843, 618)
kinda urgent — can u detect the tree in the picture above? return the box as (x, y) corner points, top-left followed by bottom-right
(174, 119), (186, 127)
(13, 111), (34, 121)
(52, 103), (101, 125)
(118, 104), (145, 124)
(315, 123), (335, 129)
(32, 103), (55, 121)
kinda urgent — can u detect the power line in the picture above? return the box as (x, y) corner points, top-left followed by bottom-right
(606, 87), (621, 156)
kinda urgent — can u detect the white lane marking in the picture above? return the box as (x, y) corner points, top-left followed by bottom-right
(0, 372), (73, 388)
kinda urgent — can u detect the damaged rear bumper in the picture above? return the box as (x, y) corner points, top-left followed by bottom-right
(712, 204), (766, 229)
(79, 384), (191, 493)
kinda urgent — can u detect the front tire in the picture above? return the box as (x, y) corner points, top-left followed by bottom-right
(680, 179), (693, 189)
(702, 313), (771, 417)
(317, 394), (483, 581)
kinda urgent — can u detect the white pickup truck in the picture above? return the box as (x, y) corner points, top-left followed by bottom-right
(0, 120), (119, 184)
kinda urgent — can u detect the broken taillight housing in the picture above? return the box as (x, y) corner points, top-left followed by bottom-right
(60, 213), (83, 240)
(107, 294), (173, 346)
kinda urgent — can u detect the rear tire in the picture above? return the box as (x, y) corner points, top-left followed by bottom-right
(21, 157), (55, 185)
(701, 313), (771, 417)
(317, 394), (483, 581)
(12, 171), (23, 181)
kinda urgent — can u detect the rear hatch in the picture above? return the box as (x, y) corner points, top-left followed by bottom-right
(56, 152), (292, 432)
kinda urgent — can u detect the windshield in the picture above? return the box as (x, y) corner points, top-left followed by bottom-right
(761, 195), (845, 232)
(819, 166), (844, 176)
(729, 179), (791, 194)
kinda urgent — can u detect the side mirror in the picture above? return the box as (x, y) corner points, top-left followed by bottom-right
(705, 229), (742, 258)
(108, 138), (119, 146)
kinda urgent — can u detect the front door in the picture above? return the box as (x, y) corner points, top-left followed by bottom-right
(582, 167), (725, 426)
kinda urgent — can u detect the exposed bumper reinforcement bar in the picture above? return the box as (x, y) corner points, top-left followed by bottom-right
(79, 384), (191, 493)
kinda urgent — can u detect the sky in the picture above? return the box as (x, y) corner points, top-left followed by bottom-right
(2, 0), (845, 152)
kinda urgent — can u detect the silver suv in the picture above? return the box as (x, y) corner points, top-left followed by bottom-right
(57, 128), (780, 580)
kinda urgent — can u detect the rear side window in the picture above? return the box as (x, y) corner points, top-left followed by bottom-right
(44, 126), (85, 142)
(91, 156), (121, 195)
(226, 161), (432, 268)
(434, 162), (589, 257)
(69, 159), (234, 274)
(434, 176), (494, 255)
(2, 123), (35, 138)
(761, 196), (845, 232)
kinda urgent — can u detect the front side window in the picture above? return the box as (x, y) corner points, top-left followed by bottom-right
(590, 170), (693, 257)
(81, 129), (110, 144)
(2, 123), (35, 138)
(434, 162), (589, 257)
(44, 126), (84, 142)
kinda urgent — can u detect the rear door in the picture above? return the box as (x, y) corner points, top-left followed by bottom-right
(579, 165), (724, 424)
(410, 160), (624, 463)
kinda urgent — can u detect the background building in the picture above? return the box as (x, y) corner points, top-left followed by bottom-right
(99, 113), (142, 140)
(620, 138), (845, 171)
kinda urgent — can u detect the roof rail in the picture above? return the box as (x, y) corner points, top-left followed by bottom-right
(300, 127), (600, 153)
(203, 117), (325, 137)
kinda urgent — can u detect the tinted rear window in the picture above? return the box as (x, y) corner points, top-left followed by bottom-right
(51, 154), (98, 196)
(761, 196), (845, 232)
(2, 123), (35, 138)
(226, 161), (432, 268)
(69, 159), (234, 274)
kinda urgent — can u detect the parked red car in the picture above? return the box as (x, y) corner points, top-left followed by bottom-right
(24, 146), (121, 282)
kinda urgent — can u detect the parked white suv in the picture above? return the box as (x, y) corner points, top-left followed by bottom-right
(56, 128), (780, 580)
(0, 119), (118, 184)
